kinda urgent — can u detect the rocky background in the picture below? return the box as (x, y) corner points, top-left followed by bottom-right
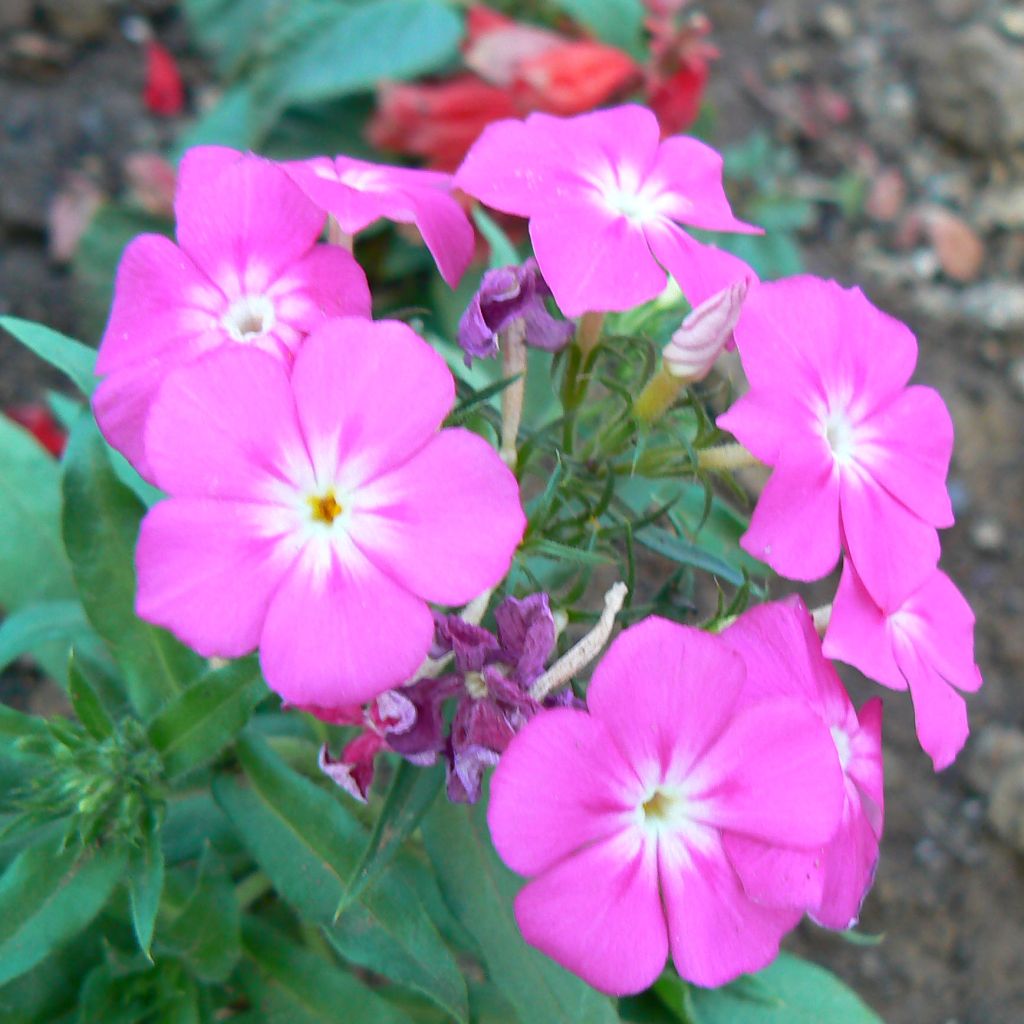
(1, 1), (1022, 1021)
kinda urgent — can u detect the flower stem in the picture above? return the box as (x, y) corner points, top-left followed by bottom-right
(575, 311), (605, 357)
(500, 321), (527, 469)
(634, 363), (686, 424)
(327, 216), (354, 252)
(810, 603), (832, 637)
(697, 442), (762, 472)
(529, 582), (628, 702)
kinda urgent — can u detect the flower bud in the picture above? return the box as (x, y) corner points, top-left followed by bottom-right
(662, 277), (749, 381)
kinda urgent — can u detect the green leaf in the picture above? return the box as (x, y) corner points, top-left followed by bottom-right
(128, 811), (165, 959)
(689, 953), (884, 1024)
(215, 734), (468, 1022)
(0, 929), (100, 1024)
(68, 651), (117, 739)
(339, 760), (444, 912)
(148, 658), (266, 778)
(0, 600), (100, 680)
(473, 207), (521, 269)
(421, 791), (621, 1024)
(550, 0), (644, 55)
(242, 917), (414, 1024)
(161, 849), (240, 982)
(634, 526), (745, 586)
(259, 0), (463, 110)
(0, 316), (97, 395)
(0, 838), (127, 987)
(528, 538), (613, 567)
(62, 419), (200, 717)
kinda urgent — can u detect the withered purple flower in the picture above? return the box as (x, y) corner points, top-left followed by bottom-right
(457, 259), (574, 365)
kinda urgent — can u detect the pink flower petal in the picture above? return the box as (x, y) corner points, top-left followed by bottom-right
(529, 198), (666, 316)
(175, 145), (244, 207)
(454, 116), (568, 217)
(850, 697), (886, 823)
(514, 830), (667, 996)
(488, 707), (641, 877)
(721, 834), (825, 911)
(396, 182), (474, 288)
(145, 346), (311, 501)
(135, 498), (291, 658)
(586, 618), (745, 782)
(93, 358), (167, 481)
(175, 154), (326, 288)
(741, 446), (841, 581)
(268, 244), (372, 332)
(259, 538), (434, 707)
(715, 388), (812, 465)
(352, 428), (525, 606)
(823, 561), (906, 690)
(860, 386), (954, 527)
(555, 104), (662, 182)
(893, 630), (969, 771)
(813, 787), (881, 929)
(659, 835), (801, 988)
(839, 473), (940, 607)
(646, 136), (761, 234)
(646, 223), (756, 308)
(289, 318), (453, 487)
(283, 157), (392, 233)
(96, 233), (222, 375)
(700, 698), (845, 847)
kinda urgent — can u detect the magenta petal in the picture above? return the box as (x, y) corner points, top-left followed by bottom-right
(282, 157), (390, 233)
(96, 234), (221, 375)
(135, 498), (288, 658)
(860, 386), (954, 527)
(289, 319), (453, 486)
(145, 346), (310, 501)
(647, 136), (761, 234)
(259, 540), (434, 707)
(839, 474), (939, 607)
(399, 183), (474, 288)
(271, 244), (372, 331)
(352, 428), (525, 606)
(722, 834), (825, 911)
(488, 707), (640, 877)
(902, 571), (980, 693)
(454, 116), (567, 217)
(646, 223), (756, 308)
(715, 388), (810, 465)
(741, 446), (841, 582)
(514, 831), (667, 996)
(894, 635), (969, 771)
(700, 698), (844, 847)
(175, 155), (326, 286)
(587, 618), (745, 781)
(93, 360), (164, 481)
(660, 836), (800, 988)
(813, 789), (881, 929)
(530, 200), (666, 316)
(824, 561), (906, 690)
(175, 145), (244, 207)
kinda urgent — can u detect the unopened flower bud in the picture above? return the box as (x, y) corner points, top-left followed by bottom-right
(662, 277), (749, 381)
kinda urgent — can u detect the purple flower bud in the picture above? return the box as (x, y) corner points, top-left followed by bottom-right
(494, 593), (557, 684)
(662, 277), (750, 381)
(457, 258), (573, 365)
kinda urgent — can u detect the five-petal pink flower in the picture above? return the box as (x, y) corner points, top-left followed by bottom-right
(488, 616), (845, 994)
(724, 597), (884, 929)
(718, 276), (955, 607)
(824, 562), (982, 770)
(454, 104), (758, 316)
(282, 153), (475, 288)
(94, 149), (371, 479)
(134, 317), (525, 707)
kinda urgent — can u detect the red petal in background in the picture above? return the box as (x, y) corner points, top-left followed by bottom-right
(143, 40), (185, 117)
(5, 405), (67, 457)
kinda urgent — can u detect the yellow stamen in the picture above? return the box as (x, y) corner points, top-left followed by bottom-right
(309, 491), (343, 525)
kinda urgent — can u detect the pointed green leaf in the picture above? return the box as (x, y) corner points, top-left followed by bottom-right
(67, 652), (117, 740)
(62, 419), (200, 717)
(550, 0), (643, 55)
(689, 953), (883, 1024)
(0, 316), (97, 395)
(421, 791), (621, 1024)
(148, 658), (266, 778)
(128, 812), (165, 959)
(242, 917), (414, 1024)
(0, 601), (101, 682)
(0, 838), (127, 986)
(634, 526), (745, 586)
(339, 759), (443, 912)
(215, 735), (468, 1022)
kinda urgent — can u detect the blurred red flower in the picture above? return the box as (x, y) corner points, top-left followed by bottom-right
(6, 404), (66, 457)
(143, 40), (185, 117)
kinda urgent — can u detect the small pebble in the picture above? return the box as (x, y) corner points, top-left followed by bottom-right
(970, 517), (1007, 553)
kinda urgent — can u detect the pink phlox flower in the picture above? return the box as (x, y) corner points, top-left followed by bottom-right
(454, 104), (759, 316)
(487, 617), (846, 994)
(717, 276), (954, 607)
(94, 146), (370, 480)
(134, 317), (525, 708)
(723, 596), (884, 930)
(283, 153), (474, 288)
(824, 561), (982, 771)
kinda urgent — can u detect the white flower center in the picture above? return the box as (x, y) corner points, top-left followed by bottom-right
(222, 294), (276, 342)
(639, 785), (695, 835)
(823, 408), (858, 466)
